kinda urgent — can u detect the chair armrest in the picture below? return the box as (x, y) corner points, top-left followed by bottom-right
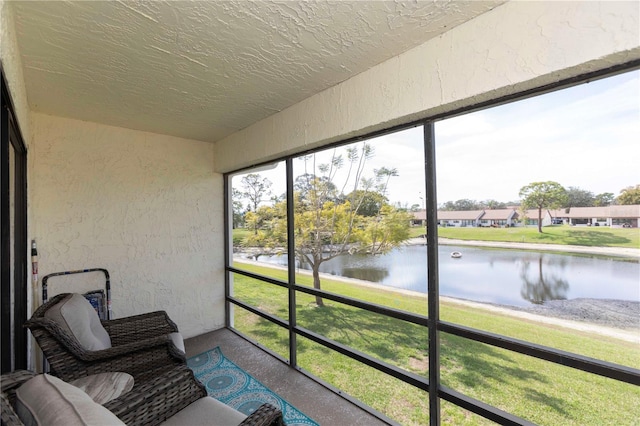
(104, 365), (206, 426)
(1, 371), (36, 426)
(1, 393), (23, 426)
(103, 311), (179, 346)
(1, 371), (36, 393)
(77, 335), (184, 363)
(71, 339), (185, 383)
(239, 403), (284, 426)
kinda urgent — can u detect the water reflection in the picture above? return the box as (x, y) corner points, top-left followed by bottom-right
(342, 267), (390, 283)
(518, 256), (569, 305)
(297, 257), (391, 283)
(241, 245), (640, 307)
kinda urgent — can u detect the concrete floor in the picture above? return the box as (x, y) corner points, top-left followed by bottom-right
(184, 328), (389, 426)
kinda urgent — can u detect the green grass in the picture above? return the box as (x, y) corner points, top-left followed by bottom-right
(232, 228), (252, 245)
(235, 226), (640, 248)
(231, 261), (640, 426)
(437, 225), (639, 248)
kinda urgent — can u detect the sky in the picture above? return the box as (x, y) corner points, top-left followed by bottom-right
(433, 70), (639, 204)
(233, 70), (639, 209)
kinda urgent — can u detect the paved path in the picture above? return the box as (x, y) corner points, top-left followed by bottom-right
(405, 237), (640, 259)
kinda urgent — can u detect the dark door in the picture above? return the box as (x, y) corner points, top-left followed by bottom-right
(1, 68), (28, 373)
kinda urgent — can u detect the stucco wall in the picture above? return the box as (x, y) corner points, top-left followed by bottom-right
(31, 114), (224, 338)
(214, 0), (640, 172)
(0, 0), (31, 141)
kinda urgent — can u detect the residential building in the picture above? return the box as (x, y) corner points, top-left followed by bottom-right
(438, 210), (485, 227)
(565, 205), (640, 228)
(477, 208), (519, 227)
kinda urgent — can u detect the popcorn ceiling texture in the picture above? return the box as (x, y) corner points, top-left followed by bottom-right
(31, 114), (223, 338)
(10, 0), (502, 143)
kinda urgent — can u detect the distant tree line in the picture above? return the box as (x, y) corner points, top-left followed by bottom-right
(439, 184), (640, 211)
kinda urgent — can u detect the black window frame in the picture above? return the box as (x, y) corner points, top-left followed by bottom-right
(223, 61), (640, 425)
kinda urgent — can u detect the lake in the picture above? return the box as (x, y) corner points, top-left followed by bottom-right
(250, 245), (640, 307)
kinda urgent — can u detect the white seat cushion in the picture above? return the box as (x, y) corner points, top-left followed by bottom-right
(15, 374), (125, 426)
(160, 397), (247, 426)
(45, 293), (112, 351)
(69, 372), (134, 405)
(168, 332), (185, 354)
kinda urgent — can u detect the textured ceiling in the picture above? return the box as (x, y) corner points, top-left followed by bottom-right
(11, 1), (503, 143)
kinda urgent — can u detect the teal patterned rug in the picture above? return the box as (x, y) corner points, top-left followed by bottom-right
(188, 347), (318, 426)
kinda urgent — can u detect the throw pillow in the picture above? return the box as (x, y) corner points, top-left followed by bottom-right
(45, 293), (112, 351)
(69, 372), (134, 405)
(15, 374), (125, 426)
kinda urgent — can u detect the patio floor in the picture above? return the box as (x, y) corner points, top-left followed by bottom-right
(184, 328), (389, 425)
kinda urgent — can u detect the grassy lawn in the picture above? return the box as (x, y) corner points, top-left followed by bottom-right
(232, 228), (252, 245)
(435, 225), (639, 248)
(231, 261), (640, 425)
(236, 226), (640, 248)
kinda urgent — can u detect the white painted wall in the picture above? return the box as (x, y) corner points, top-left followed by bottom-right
(30, 114), (224, 338)
(214, 1), (640, 172)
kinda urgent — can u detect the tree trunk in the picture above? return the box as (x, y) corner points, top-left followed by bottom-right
(537, 207), (543, 233)
(253, 202), (259, 235)
(312, 264), (324, 307)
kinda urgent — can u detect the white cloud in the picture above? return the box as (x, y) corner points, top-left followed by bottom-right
(434, 70), (640, 202)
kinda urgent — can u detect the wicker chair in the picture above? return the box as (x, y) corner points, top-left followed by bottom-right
(25, 293), (186, 383)
(21, 294), (284, 425)
(1, 370), (284, 426)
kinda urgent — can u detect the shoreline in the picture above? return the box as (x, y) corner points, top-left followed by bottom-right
(233, 258), (640, 344)
(404, 237), (640, 259)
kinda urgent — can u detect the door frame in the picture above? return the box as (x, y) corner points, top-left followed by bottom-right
(1, 65), (29, 372)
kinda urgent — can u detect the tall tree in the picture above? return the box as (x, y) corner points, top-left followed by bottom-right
(519, 181), (568, 233)
(439, 199), (481, 211)
(616, 185), (640, 205)
(594, 192), (614, 207)
(240, 173), (272, 234)
(481, 199), (507, 210)
(347, 190), (388, 217)
(374, 167), (398, 196)
(565, 186), (594, 208)
(246, 142), (411, 306)
(241, 173), (273, 212)
(231, 188), (245, 228)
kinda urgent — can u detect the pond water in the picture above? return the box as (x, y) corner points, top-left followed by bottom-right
(250, 245), (640, 307)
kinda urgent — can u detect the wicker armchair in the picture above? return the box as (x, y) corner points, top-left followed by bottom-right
(25, 293), (186, 383)
(1, 369), (284, 426)
(20, 294), (284, 425)
(0, 370), (34, 426)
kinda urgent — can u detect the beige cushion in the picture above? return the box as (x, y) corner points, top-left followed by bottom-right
(45, 293), (112, 351)
(160, 396), (247, 426)
(168, 332), (185, 354)
(69, 372), (134, 405)
(15, 374), (125, 426)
